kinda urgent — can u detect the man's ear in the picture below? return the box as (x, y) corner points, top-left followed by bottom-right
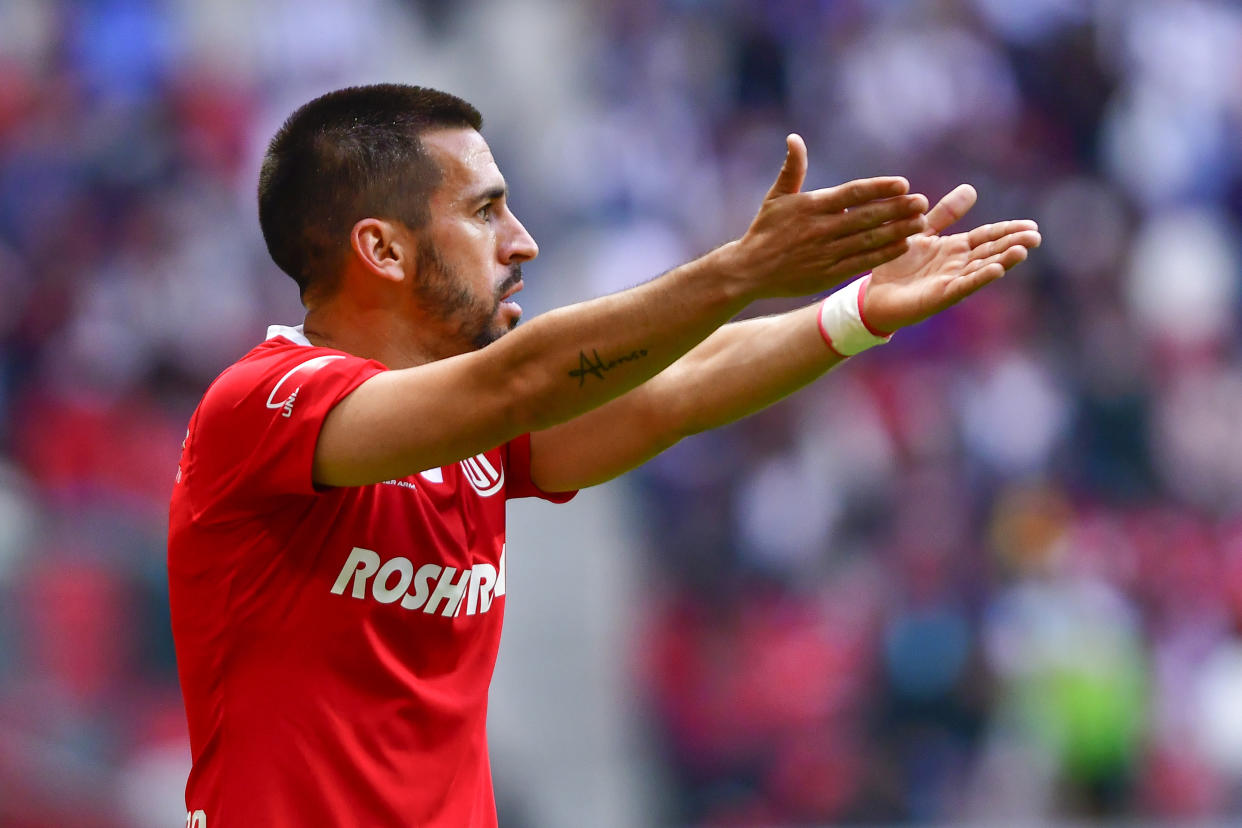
(350, 218), (409, 285)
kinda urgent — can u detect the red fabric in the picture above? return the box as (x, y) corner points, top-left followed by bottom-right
(168, 335), (575, 827)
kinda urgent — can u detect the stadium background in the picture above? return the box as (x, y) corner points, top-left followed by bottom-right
(2, 0), (1242, 825)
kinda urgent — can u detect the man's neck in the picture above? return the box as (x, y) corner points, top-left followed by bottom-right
(301, 302), (452, 369)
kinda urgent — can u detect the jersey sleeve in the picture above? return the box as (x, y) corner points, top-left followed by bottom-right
(183, 344), (386, 523)
(502, 432), (577, 503)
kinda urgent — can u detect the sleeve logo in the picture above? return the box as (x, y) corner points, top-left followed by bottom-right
(460, 453), (504, 497)
(265, 355), (346, 418)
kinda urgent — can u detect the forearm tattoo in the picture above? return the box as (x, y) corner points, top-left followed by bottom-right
(568, 348), (649, 387)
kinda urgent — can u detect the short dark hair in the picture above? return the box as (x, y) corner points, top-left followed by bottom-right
(258, 84), (482, 302)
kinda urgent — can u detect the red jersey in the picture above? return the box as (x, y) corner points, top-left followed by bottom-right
(168, 325), (574, 827)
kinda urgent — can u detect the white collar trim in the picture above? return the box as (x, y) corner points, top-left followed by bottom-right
(265, 323), (312, 347)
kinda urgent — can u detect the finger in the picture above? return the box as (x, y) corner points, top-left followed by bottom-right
(968, 230), (1041, 262)
(944, 255), (1019, 305)
(924, 184), (977, 235)
(966, 219), (1039, 248)
(766, 134), (808, 199)
(945, 262), (1007, 303)
(961, 244), (1030, 279)
(827, 194), (927, 234)
(806, 176), (911, 212)
(991, 244), (1031, 271)
(827, 237), (911, 282)
(829, 214), (927, 259)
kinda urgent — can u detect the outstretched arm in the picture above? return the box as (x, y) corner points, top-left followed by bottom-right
(314, 136), (927, 486)
(528, 185), (1040, 491)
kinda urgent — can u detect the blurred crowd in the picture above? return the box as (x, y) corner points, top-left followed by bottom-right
(0, 0), (1240, 825)
(619, 0), (1242, 824)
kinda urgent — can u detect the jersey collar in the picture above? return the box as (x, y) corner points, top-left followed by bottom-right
(265, 324), (312, 346)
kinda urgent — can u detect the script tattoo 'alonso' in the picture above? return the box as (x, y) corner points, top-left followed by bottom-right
(568, 348), (649, 387)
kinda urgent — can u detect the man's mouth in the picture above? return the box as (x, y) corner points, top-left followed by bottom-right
(497, 279), (524, 324)
(499, 281), (524, 303)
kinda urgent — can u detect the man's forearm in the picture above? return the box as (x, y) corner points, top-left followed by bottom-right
(528, 302), (845, 491)
(656, 303), (844, 437)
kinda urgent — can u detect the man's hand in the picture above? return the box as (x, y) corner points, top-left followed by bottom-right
(861, 184), (1041, 333)
(527, 182), (1040, 492)
(725, 134), (930, 299)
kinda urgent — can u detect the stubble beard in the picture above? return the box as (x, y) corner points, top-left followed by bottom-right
(415, 243), (522, 351)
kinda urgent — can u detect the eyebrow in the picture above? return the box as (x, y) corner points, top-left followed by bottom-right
(471, 185), (507, 206)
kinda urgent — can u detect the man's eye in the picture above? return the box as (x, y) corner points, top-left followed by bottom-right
(477, 204), (492, 220)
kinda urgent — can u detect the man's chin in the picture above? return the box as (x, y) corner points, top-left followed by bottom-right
(494, 317), (520, 340)
(471, 317), (519, 350)
(496, 302), (522, 334)
(499, 299), (522, 325)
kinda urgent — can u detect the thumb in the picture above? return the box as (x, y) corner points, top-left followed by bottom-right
(765, 133), (807, 199)
(923, 183), (977, 235)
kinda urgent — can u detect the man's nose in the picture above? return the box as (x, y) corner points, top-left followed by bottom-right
(501, 213), (538, 264)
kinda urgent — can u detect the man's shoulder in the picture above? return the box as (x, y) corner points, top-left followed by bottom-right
(202, 331), (362, 411)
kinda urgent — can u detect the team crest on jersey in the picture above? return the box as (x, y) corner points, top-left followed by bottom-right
(460, 453), (504, 497)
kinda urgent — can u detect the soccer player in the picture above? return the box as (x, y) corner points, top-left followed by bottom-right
(168, 84), (1039, 826)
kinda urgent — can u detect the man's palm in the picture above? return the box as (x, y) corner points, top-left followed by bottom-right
(863, 184), (1041, 334)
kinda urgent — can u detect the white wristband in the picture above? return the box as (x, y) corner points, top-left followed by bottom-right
(816, 275), (893, 357)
